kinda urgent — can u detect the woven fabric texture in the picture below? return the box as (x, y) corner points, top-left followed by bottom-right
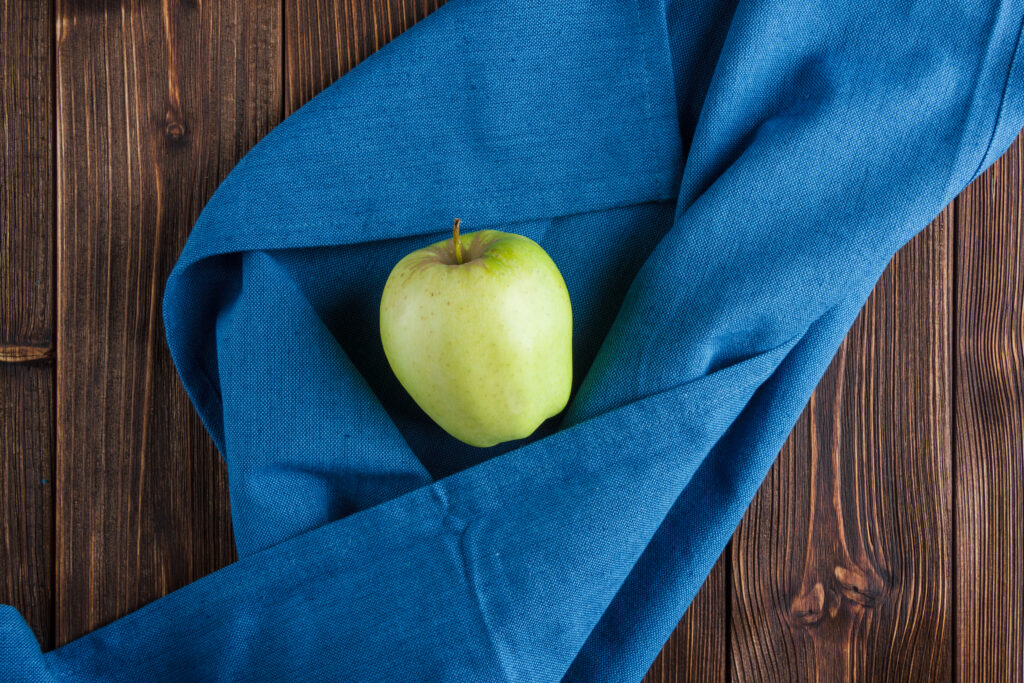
(3, 0), (1023, 680)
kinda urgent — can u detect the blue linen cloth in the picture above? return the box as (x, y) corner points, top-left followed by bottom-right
(4, 0), (1023, 680)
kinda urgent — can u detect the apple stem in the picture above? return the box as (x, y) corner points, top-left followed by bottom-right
(453, 218), (464, 265)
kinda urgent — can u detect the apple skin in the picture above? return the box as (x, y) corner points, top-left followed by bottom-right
(380, 229), (572, 448)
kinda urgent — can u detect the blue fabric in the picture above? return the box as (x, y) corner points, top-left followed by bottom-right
(4, 0), (1023, 679)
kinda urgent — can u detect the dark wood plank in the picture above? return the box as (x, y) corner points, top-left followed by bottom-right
(1, 365), (54, 651)
(643, 557), (728, 683)
(731, 210), (953, 681)
(1, 0), (54, 349)
(53, 0), (280, 644)
(284, 0), (444, 116)
(0, 0), (55, 651)
(956, 133), (1024, 681)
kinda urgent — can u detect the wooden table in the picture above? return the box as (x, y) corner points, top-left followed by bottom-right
(1, 2), (1021, 680)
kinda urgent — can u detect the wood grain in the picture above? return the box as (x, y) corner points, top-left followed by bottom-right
(1, 365), (54, 651)
(0, 0), (1018, 678)
(1, 0), (54, 348)
(284, 0), (444, 115)
(0, 0), (55, 652)
(643, 557), (728, 683)
(956, 135), (1024, 681)
(731, 211), (954, 681)
(0, 346), (55, 363)
(53, 0), (279, 644)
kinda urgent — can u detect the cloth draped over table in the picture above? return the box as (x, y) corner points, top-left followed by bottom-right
(3, 0), (1023, 680)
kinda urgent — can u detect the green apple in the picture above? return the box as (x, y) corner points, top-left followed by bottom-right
(380, 219), (572, 447)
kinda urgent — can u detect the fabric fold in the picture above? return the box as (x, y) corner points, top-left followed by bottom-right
(3, 0), (1023, 680)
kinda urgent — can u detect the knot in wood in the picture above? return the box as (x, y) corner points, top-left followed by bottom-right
(790, 581), (826, 626)
(164, 109), (187, 146)
(834, 565), (884, 607)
